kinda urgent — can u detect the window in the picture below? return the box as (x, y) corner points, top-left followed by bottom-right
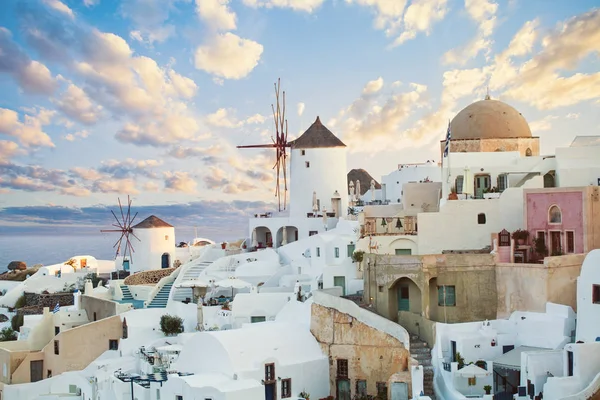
(165, 235), (169, 240)
(54, 326), (60, 335)
(281, 378), (292, 398)
(305, 161), (310, 168)
(265, 363), (275, 381)
(549, 205), (562, 224)
(438, 285), (456, 306)
(395, 249), (412, 255)
(251, 316), (266, 323)
(497, 174), (508, 192)
(356, 380), (367, 396)
(54, 340), (59, 355)
(316, 247), (321, 257)
(593, 285), (600, 304)
(347, 244), (355, 257)
(526, 148), (532, 156)
(566, 231), (575, 253)
(301, 150), (306, 155)
(478, 213), (486, 224)
(334, 247), (340, 258)
(455, 175), (464, 194)
(176, 396), (183, 400)
(468, 377), (477, 386)
(93, 312), (97, 321)
(378, 285), (383, 293)
(309, 230), (318, 236)
(47, 370), (52, 378)
(109, 339), (119, 350)
(337, 359), (348, 377)
(376, 382), (387, 396)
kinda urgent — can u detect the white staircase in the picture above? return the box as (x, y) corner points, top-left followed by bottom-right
(171, 261), (213, 302)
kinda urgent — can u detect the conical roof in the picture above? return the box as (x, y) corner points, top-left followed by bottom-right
(132, 215), (173, 229)
(290, 116), (346, 149)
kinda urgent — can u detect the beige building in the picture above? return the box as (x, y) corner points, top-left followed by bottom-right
(0, 304), (123, 393)
(362, 252), (585, 346)
(310, 291), (413, 399)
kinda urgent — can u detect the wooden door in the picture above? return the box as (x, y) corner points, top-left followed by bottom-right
(550, 231), (562, 255)
(398, 285), (410, 311)
(30, 360), (43, 382)
(391, 382), (409, 400)
(337, 379), (351, 400)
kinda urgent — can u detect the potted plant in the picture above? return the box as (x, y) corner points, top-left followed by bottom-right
(532, 237), (548, 259)
(511, 229), (529, 245)
(352, 250), (365, 263)
(221, 242), (227, 250)
(299, 390), (310, 400)
(448, 186), (458, 200)
(456, 352), (466, 369)
(483, 385), (492, 394)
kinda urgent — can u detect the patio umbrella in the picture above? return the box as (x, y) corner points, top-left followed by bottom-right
(455, 364), (491, 377)
(355, 180), (361, 200)
(177, 277), (215, 331)
(215, 277), (252, 298)
(322, 208), (328, 230)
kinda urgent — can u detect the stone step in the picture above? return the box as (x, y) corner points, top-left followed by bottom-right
(411, 352), (430, 360)
(410, 341), (428, 348)
(410, 347), (431, 354)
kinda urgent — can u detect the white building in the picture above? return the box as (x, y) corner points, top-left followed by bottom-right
(381, 160), (441, 204)
(575, 249), (600, 343)
(129, 215), (176, 274)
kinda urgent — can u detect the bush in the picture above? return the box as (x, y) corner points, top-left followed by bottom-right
(159, 314), (184, 336)
(14, 295), (26, 309)
(0, 327), (17, 341)
(352, 250), (365, 263)
(11, 314), (24, 331)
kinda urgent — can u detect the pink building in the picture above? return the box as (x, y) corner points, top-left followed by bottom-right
(524, 187), (600, 258)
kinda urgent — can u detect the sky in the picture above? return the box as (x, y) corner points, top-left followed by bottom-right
(0, 0), (599, 236)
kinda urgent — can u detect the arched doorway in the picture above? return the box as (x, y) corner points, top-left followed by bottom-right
(275, 226), (299, 248)
(254, 227), (273, 248)
(390, 277), (422, 318)
(161, 253), (170, 269)
(544, 171), (556, 188)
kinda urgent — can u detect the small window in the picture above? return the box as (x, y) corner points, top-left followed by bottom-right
(109, 339), (119, 350)
(301, 150), (306, 156)
(165, 235), (169, 240)
(347, 244), (355, 257)
(281, 378), (292, 398)
(47, 370), (52, 378)
(316, 247), (321, 257)
(251, 316), (266, 323)
(376, 382), (387, 396)
(455, 175), (464, 194)
(395, 249), (412, 255)
(54, 326), (60, 335)
(497, 174), (508, 192)
(438, 285), (456, 306)
(593, 285), (600, 304)
(337, 359), (348, 377)
(566, 231), (574, 253)
(309, 230), (318, 236)
(334, 247), (340, 258)
(378, 285), (383, 293)
(526, 148), (532, 156)
(549, 205), (562, 224)
(305, 161), (310, 168)
(265, 363), (275, 381)
(356, 380), (367, 396)
(478, 213), (486, 224)
(54, 340), (59, 355)
(93, 312), (97, 321)
(176, 396), (183, 400)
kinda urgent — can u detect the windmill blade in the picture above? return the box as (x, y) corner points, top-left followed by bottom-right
(118, 198), (126, 227)
(113, 232), (125, 249)
(129, 212), (139, 228)
(111, 210), (124, 229)
(125, 196), (132, 229)
(130, 230), (141, 242)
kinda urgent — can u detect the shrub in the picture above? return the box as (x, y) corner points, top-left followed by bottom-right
(352, 250), (365, 263)
(159, 314), (184, 336)
(0, 327), (17, 342)
(14, 295), (26, 309)
(11, 314), (24, 331)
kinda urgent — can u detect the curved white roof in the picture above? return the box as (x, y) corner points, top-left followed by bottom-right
(235, 261), (280, 277)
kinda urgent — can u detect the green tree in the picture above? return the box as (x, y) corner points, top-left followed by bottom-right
(159, 314), (184, 336)
(0, 327), (17, 341)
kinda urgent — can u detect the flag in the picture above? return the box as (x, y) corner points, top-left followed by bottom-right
(443, 120), (452, 157)
(53, 303), (60, 313)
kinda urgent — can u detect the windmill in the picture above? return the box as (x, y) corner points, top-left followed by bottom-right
(100, 196), (140, 262)
(237, 78), (290, 212)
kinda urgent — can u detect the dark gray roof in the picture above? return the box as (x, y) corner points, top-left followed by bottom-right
(290, 116), (346, 149)
(133, 215), (173, 229)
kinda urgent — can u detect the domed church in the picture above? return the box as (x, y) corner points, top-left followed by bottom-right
(440, 95), (539, 157)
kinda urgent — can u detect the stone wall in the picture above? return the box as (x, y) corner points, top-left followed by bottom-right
(310, 300), (411, 398)
(123, 268), (176, 285)
(21, 292), (74, 315)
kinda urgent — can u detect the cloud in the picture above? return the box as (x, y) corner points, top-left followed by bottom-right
(0, 28), (58, 94)
(205, 108), (268, 128)
(167, 144), (223, 160)
(91, 178), (140, 195)
(363, 77), (384, 95)
(63, 130), (90, 142)
(0, 107), (55, 148)
(54, 84), (103, 124)
(194, 32), (264, 80)
(196, 0), (237, 31)
(0, 162), (80, 194)
(394, 0), (448, 45)
(0, 141), (22, 161)
(297, 102), (305, 117)
(566, 113), (580, 119)
(529, 115), (558, 132)
(241, 0), (325, 12)
(69, 167), (103, 181)
(121, 0), (185, 44)
(98, 158), (164, 179)
(42, 0), (75, 19)
(83, 0), (100, 6)
(143, 181), (160, 192)
(501, 9), (600, 109)
(164, 171), (198, 193)
(442, 0), (498, 65)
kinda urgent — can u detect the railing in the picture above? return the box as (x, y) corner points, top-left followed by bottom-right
(253, 212), (273, 218)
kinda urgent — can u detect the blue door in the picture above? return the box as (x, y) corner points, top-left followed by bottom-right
(398, 285), (409, 311)
(265, 383), (276, 400)
(161, 253), (170, 269)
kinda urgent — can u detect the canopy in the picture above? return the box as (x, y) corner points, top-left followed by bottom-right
(493, 346), (546, 371)
(177, 277), (214, 288)
(455, 364), (491, 377)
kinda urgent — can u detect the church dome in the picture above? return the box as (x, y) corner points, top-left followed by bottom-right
(450, 98), (532, 140)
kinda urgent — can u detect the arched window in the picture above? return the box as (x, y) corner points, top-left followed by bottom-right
(526, 148), (532, 156)
(549, 205), (562, 224)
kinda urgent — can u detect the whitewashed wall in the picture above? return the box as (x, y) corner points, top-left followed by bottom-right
(576, 250), (600, 343)
(131, 226), (175, 273)
(556, 146), (600, 187)
(381, 162), (440, 204)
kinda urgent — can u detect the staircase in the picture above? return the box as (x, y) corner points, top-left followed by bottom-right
(120, 285), (133, 300)
(410, 336), (436, 399)
(147, 283), (173, 308)
(172, 261), (213, 302)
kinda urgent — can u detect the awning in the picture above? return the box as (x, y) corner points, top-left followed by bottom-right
(493, 346), (546, 371)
